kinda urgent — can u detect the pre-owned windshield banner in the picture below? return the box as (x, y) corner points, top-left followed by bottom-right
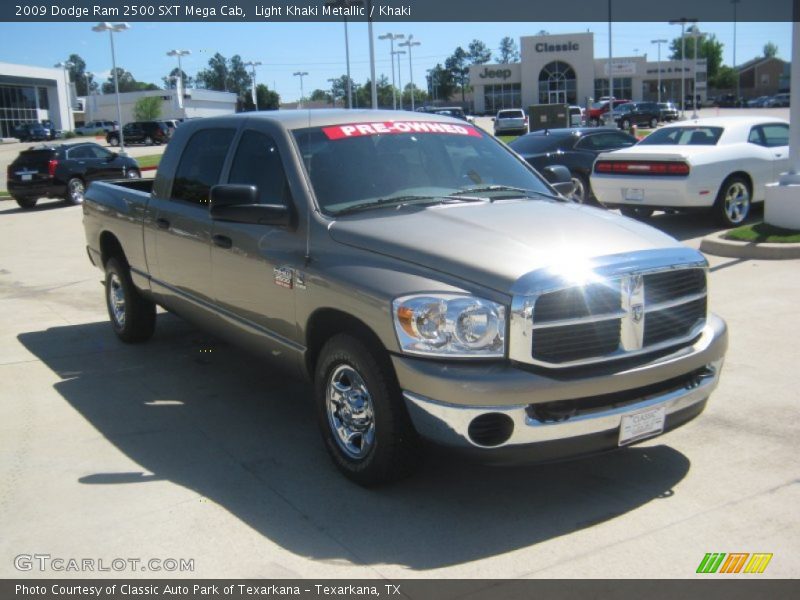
(322, 121), (483, 139)
(1, 0), (793, 22)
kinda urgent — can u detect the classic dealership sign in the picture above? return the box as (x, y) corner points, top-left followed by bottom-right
(535, 41), (580, 52)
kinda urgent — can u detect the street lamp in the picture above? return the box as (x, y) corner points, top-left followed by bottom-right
(688, 25), (703, 118)
(398, 36), (421, 111)
(324, 0), (362, 109)
(732, 0), (741, 104)
(327, 78), (338, 107)
(93, 22), (130, 154)
(366, 0), (377, 108)
(293, 71), (308, 108)
(54, 61), (75, 131)
(378, 33), (404, 110)
(167, 49), (190, 93)
(244, 60), (262, 110)
(669, 17), (697, 119)
(651, 39), (667, 103)
(426, 68), (436, 105)
(392, 50), (406, 110)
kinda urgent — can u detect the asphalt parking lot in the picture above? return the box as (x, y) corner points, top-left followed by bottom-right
(0, 196), (798, 579)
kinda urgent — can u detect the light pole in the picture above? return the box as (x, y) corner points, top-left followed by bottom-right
(93, 22), (129, 154)
(398, 36), (421, 111)
(427, 68), (436, 105)
(293, 71), (308, 108)
(378, 33), (404, 110)
(327, 78), (338, 107)
(54, 61), (75, 131)
(688, 25), (703, 118)
(167, 49), (190, 101)
(244, 60), (262, 110)
(732, 0), (741, 104)
(651, 39), (667, 103)
(607, 0), (613, 102)
(670, 18), (697, 119)
(324, 0), (362, 109)
(366, 0), (377, 108)
(84, 71), (96, 118)
(392, 50), (406, 110)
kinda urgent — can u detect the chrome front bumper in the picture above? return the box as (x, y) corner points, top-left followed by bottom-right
(403, 357), (722, 450)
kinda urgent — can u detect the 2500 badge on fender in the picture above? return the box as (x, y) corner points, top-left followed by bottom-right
(82, 109), (727, 485)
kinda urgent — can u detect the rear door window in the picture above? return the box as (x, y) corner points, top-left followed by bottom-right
(171, 128), (236, 205)
(227, 130), (290, 206)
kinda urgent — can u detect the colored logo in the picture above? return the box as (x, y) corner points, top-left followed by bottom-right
(696, 553), (773, 574)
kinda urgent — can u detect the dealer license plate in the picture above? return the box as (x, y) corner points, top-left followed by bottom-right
(618, 406), (666, 446)
(625, 188), (644, 201)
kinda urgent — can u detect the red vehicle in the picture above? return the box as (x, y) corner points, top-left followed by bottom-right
(587, 99), (630, 126)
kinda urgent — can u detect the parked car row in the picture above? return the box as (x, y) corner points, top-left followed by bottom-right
(11, 121), (60, 142)
(106, 120), (172, 146)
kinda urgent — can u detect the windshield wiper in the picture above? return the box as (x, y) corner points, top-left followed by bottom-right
(450, 185), (564, 202)
(333, 194), (485, 216)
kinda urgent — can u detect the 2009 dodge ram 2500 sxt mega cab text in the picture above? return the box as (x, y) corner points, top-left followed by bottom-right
(83, 110), (727, 485)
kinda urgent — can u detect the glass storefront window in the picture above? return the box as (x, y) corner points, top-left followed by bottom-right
(594, 78), (632, 100)
(0, 84), (42, 138)
(483, 83), (521, 114)
(538, 61), (577, 104)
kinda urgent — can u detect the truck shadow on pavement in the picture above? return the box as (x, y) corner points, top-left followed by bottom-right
(19, 316), (692, 570)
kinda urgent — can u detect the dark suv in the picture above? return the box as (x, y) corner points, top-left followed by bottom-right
(7, 142), (140, 209)
(106, 121), (171, 146)
(605, 102), (661, 130)
(12, 122), (50, 142)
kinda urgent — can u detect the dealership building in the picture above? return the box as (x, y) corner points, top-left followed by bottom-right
(82, 88), (238, 124)
(0, 61), (73, 138)
(469, 31), (707, 114)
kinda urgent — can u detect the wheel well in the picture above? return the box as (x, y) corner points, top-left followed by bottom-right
(99, 231), (127, 268)
(719, 172), (753, 198)
(304, 309), (389, 378)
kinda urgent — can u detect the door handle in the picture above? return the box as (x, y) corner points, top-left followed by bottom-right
(775, 153), (783, 158)
(155, 218), (170, 230)
(212, 234), (233, 249)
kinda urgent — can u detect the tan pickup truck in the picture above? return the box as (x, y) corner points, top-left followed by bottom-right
(83, 110), (727, 485)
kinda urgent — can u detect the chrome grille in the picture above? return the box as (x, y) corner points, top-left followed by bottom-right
(524, 266), (707, 367)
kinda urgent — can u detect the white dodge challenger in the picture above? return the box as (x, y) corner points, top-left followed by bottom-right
(590, 116), (789, 226)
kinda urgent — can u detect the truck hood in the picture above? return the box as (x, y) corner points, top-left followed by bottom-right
(328, 199), (683, 293)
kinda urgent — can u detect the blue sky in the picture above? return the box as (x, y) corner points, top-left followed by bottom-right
(0, 21), (791, 102)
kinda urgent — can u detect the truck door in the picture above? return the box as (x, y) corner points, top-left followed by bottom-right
(150, 127), (236, 314)
(210, 127), (303, 345)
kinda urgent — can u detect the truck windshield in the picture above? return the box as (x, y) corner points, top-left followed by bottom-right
(293, 120), (553, 215)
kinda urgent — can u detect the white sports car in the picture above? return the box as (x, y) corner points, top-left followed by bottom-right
(590, 116), (789, 226)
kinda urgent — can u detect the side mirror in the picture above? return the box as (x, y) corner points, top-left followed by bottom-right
(491, 117), (496, 121)
(540, 165), (575, 198)
(210, 184), (293, 227)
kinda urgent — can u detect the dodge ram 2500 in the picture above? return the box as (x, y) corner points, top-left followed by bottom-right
(83, 110), (727, 485)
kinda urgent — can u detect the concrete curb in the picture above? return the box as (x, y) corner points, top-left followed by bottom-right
(700, 230), (800, 260)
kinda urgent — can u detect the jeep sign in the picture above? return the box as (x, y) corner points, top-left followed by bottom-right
(478, 67), (513, 80)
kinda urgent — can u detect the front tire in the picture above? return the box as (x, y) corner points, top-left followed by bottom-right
(570, 172), (591, 204)
(714, 176), (751, 227)
(126, 169), (141, 179)
(104, 257), (156, 343)
(108, 136), (119, 147)
(315, 334), (419, 486)
(621, 118), (631, 131)
(649, 117), (658, 128)
(144, 135), (154, 145)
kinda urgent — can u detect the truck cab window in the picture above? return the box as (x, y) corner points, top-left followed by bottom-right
(171, 128), (236, 205)
(227, 130), (289, 206)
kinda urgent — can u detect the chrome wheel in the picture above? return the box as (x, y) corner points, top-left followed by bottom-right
(723, 181), (750, 225)
(108, 272), (126, 328)
(126, 169), (140, 179)
(571, 175), (587, 203)
(326, 364), (375, 460)
(67, 178), (85, 204)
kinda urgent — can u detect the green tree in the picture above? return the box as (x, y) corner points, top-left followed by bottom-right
(132, 96), (162, 121)
(710, 65), (737, 89)
(498, 37), (520, 63)
(763, 42), (778, 58)
(669, 30), (723, 80)
(467, 39), (492, 65)
(445, 47), (470, 103)
(66, 54), (98, 96)
(162, 68), (194, 90)
(101, 68), (138, 94)
(243, 84), (280, 110)
(427, 63), (457, 103)
(309, 89), (330, 102)
(196, 53), (230, 91)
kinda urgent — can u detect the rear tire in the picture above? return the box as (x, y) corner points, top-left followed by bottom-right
(126, 169), (140, 179)
(144, 135), (154, 145)
(570, 172), (591, 204)
(108, 136), (119, 147)
(649, 117), (658, 128)
(66, 177), (85, 205)
(104, 257), (156, 343)
(621, 206), (655, 219)
(714, 176), (751, 227)
(621, 118), (631, 131)
(315, 334), (420, 486)
(15, 197), (38, 209)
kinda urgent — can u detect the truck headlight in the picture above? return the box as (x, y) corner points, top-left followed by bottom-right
(392, 294), (506, 357)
